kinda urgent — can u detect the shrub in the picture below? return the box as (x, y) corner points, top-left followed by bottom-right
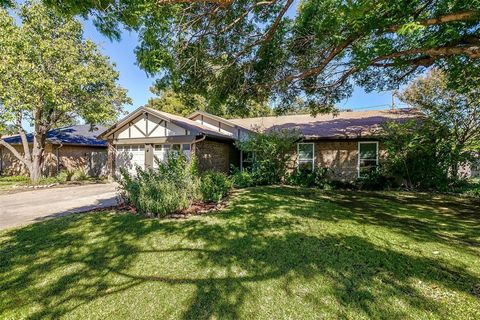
(354, 169), (392, 191)
(200, 171), (232, 203)
(231, 168), (255, 188)
(235, 128), (301, 185)
(285, 167), (331, 189)
(118, 153), (200, 217)
(71, 169), (89, 181)
(56, 170), (73, 182)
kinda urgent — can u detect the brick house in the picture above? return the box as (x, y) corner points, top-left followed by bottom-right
(100, 107), (418, 180)
(0, 125), (108, 177)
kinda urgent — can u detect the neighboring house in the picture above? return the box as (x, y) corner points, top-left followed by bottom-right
(100, 107), (418, 180)
(0, 125), (108, 176)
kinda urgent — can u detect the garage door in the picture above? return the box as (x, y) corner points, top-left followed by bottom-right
(153, 144), (192, 169)
(115, 145), (145, 176)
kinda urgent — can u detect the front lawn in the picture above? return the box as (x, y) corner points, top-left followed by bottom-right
(1, 187), (479, 319)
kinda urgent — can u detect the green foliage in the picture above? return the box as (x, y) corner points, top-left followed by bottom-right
(2, 186), (480, 319)
(199, 171), (232, 203)
(0, 1), (131, 183)
(235, 129), (301, 185)
(285, 168), (331, 189)
(230, 168), (255, 188)
(146, 88), (273, 118)
(382, 119), (455, 190)
(118, 153), (200, 217)
(382, 70), (480, 190)
(145, 88), (209, 117)
(354, 169), (392, 191)
(35, 0), (480, 113)
(399, 69), (480, 159)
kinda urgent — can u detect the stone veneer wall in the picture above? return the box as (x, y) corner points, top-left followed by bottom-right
(194, 139), (238, 173)
(0, 144), (107, 176)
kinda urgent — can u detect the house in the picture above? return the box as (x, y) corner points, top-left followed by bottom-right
(99, 107), (418, 180)
(0, 125), (108, 176)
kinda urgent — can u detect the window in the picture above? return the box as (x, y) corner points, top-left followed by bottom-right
(241, 151), (256, 171)
(297, 143), (314, 172)
(182, 144), (191, 159)
(358, 142), (379, 176)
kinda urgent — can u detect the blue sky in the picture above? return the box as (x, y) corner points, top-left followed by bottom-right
(82, 19), (405, 115)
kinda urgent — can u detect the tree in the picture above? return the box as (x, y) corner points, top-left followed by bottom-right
(33, 0), (480, 114)
(0, 1), (131, 183)
(146, 88), (209, 117)
(382, 119), (453, 189)
(146, 87), (273, 118)
(382, 69), (480, 189)
(400, 69), (480, 152)
(399, 69), (480, 175)
(235, 128), (301, 184)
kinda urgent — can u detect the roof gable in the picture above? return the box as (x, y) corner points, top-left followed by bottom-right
(99, 107), (235, 140)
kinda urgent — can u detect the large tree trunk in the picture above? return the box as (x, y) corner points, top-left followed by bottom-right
(29, 133), (46, 184)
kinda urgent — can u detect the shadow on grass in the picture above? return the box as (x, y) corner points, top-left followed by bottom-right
(0, 186), (479, 319)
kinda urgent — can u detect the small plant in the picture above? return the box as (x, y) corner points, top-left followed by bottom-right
(71, 169), (89, 181)
(200, 171), (232, 203)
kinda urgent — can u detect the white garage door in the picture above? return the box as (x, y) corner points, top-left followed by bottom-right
(153, 144), (191, 169)
(115, 145), (145, 176)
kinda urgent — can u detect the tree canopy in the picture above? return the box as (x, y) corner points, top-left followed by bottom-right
(28, 0), (480, 114)
(146, 88), (273, 118)
(381, 69), (480, 189)
(0, 1), (131, 182)
(400, 69), (480, 153)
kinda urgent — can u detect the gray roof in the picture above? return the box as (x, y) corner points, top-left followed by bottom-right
(2, 125), (108, 146)
(229, 109), (420, 139)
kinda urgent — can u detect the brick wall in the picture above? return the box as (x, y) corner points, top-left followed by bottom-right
(287, 140), (386, 181)
(0, 144), (107, 176)
(194, 139), (237, 173)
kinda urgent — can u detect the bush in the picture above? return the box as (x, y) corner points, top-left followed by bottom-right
(200, 171), (232, 203)
(235, 128), (301, 185)
(354, 169), (392, 191)
(71, 169), (89, 181)
(285, 168), (331, 189)
(230, 167), (255, 188)
(118, 153), (200, 217)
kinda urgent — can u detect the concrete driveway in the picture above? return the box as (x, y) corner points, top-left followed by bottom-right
(0, 183), (119, 230)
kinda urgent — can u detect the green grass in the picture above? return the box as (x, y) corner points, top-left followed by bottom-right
(0, 175), (30, 192)
(1, 186), (479, 319)
(0, 174), (106, 194)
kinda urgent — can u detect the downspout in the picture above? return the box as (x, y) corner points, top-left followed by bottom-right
(192, 134), (206, 158)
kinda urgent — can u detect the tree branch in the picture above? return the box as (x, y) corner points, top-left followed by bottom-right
(0, 139), (31, 168)
(16, 116), (32, 163)
(157, 0), (233, 5)
(387, 10), (480, 33)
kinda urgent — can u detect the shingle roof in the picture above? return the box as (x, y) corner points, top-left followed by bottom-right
(229, 109), (420, 139)
(2, 125), (108, 146)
